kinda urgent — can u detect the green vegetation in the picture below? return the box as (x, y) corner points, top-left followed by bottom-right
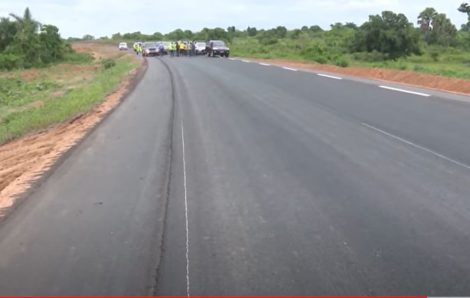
(0, 54), (137, 143)
(99, 4), (470, 79)
(0, 7), (140, 144)
(0, 8), (70, 69)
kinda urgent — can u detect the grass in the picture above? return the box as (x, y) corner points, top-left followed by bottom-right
(347, 49), (470, 79)
(0, 52), (138, 144)
(231, 37), (470, 80)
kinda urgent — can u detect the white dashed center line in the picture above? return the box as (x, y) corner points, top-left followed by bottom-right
(282, 67), (298, 71)
(379, 85), (430, 97)
(317, 73), (343, 80)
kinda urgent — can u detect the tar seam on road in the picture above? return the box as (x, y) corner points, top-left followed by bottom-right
(317, 73), (343, 80)
(152, 58), (176, 295)
(181, 120), (191, 297)
(379, 85), (430, 97)
(362, 122), (470, 171)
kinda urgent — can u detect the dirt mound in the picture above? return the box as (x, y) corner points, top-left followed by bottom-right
(72, 42), (126, 60)
(253, 58), (470, 95)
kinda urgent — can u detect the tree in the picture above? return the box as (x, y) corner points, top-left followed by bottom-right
(183, 30), (193, 39)
(0, 17), (17, 52)
(309, 25), (323, 32)
(458, 3), (470, 31)
(431, 13), (457, 46)
(353, 11), (421, 59)
(418, 8), (456, 46)
(150, 32), (161, 40)
(344, 22), (358, 30)
(418, 7), (437, 33)
(166, 29), (185, 40)
(9, 7), (41, 66)
(330, 22), (344, 30)
(39, 24), (64, 63)
(111, 33), (122, 40)
(247, 26), (257, 36)
(82, 34), (94, 40)
(274, 26), (287, 38)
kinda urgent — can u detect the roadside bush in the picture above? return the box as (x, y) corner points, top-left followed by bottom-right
(0, 8), (70, 70)
(64, 52), (93, 64)
(334, 57), (349, 67)
(300, 42), (331, 63)
(352, 51), (387, 62)
(101, 58), (116, 69)
(428, 47), (441, 62)
(0, 53), (23, 70)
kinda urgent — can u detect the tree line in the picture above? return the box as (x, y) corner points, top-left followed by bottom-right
(85, 4), (470, 61)
(0, 8), (69, 70)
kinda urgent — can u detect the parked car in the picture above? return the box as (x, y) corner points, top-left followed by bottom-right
(143, 42), (159, 57)
(195, 41), (207, 55)
(206, 40), (230, 57)
(118, 42), (128, 51)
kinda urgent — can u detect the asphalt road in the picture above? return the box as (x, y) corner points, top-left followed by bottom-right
(1, 56), (470, 295)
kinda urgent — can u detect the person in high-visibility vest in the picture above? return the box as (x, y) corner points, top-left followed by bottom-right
(133, 42), (138, 54)
(170, 42), (176, 57)
(180, 41), (186, 56)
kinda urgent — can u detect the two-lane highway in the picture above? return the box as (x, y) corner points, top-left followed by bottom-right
(1, 56), (470, 295)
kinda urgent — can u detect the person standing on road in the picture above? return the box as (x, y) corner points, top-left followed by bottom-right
(176, 41), (180, 57)
(133, 42), (138, 55)
(170, 42), (176, 57)
(190, 41), (196, 57)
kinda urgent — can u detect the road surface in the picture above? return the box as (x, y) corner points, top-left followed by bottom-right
(1, 56), (470, 295)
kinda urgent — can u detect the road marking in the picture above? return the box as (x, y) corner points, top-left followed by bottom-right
(362, 122), (470, 171)
(181, 121), (190, 297)
(241, 59), (250, 63)
(379, 85), (430, 97)
(317, 73), (342, 80)
(259, 62), (271, 66)
(228, 58), (236, 61)
(283, 66), (298, 71)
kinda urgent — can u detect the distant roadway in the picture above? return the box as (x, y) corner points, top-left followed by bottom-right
(1, 56), (470, 295)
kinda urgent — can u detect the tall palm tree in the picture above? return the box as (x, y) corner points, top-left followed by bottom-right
(9, 7), (40, 37)
(8, 8), (41, 65)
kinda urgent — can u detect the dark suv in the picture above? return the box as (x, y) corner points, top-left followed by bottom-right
(206, 40), (230, 57)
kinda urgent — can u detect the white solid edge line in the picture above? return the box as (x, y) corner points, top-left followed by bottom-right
(379, 85), (430, 97)
(181, 121), (191, 297)
(362, 122), (470, 171)
(317, 73), (342, 80)
(228, 58), (236, 61)
(283, 66), (298, 71)
(241, 59), (250, 63)
(259, 62), (271, 66)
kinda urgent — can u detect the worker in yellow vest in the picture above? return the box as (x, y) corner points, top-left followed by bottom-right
(181, 41), (186, 56)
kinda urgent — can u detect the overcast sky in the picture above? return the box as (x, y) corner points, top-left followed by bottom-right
(0, 0), (468, 38)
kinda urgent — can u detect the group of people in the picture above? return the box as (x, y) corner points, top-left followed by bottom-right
(133, 42), (143, 55)
(168, 41), (197, 57)
(131, 41), (201, 57)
